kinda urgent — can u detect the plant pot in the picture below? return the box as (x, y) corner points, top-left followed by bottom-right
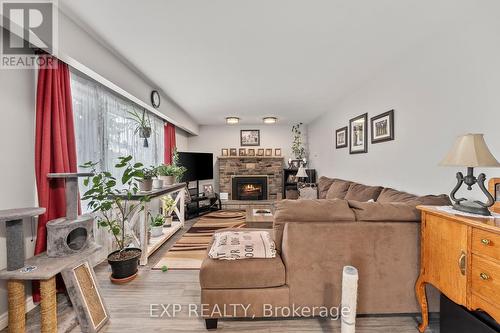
(151, 225), (164, 237)
(164, 216), (173, 227)
(152, 178), (164, 189)
(159, 175), (175, 185)
(139, 127), (151, 138)
(107, 247), (141, 280)
(139, 178), (153, 192)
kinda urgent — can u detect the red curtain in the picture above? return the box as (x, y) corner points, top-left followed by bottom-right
(34, 57), (77, 301)
(164, 123), (176, 164)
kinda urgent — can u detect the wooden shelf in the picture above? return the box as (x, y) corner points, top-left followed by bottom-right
(217, 156), (284, 159)
(147, 222), (183, 257)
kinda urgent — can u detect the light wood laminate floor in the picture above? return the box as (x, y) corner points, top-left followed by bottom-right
(4, 218), (439, 332)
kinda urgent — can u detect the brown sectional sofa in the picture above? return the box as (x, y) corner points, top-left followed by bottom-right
(199, 177), (450, 329)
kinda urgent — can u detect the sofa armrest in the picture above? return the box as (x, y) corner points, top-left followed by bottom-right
(273, 199), (355, 251)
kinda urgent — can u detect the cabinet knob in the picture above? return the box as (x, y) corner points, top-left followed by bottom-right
(481, 238), (491, 246)
(479, 272), (490, 281)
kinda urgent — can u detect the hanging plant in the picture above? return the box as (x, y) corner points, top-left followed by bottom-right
(291, 122), (305, 160)
(128, 109), (152, 147)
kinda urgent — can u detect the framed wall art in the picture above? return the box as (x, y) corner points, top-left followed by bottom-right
(371, 110), (394, 143)
(247, 148), (255, 156)
(274, 148), (282, 156)
(257, 148), (265, 156)
(229, 148), (237, 156)
(240, 129), (260, 146)
(221, 148), (229, 156)
(239, 148), (246, 156)
(335, 126), (348, 149)
(349, 113), (368, 154)
(265, 148), (273, 156)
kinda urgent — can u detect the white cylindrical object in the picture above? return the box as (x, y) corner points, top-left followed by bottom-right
(341, 265), (359, 333)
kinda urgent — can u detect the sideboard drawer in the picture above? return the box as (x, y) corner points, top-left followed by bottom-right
(471, 255), (500, 303)
(472, 229), (500, 261)
(470, 293), (500, 324)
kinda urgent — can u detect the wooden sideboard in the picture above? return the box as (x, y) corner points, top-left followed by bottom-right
(415, 206), (500, 332)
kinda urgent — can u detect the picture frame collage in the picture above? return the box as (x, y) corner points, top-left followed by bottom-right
(220, 130), (282, 157)
(335, 110), (395, 154)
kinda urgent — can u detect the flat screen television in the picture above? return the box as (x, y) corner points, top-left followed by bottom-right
(177, 152), (213, 182)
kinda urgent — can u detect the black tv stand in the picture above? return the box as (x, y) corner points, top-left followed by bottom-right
(185, 180), (221, 219)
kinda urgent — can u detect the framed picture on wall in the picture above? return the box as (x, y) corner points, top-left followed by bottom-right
(257, 148), (265, 156)
(247, 148), (255, 156)
(371, 110), (394, 143)
(239, 148), (246, 156)
(349, 113), (368, 154)
(221, 148), (229, 156)
(274, 148), (282, 156)
(240, 130), (260, 146)
(265, 148), (273, 156)
(335, 126), (348, 149)
(229, 148), (237, 156)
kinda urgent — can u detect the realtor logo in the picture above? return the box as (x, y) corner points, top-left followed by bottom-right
(1, 0), (57, 69)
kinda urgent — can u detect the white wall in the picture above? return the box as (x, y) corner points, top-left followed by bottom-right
(187, 124), (297, 191)
(0, 63), (38, 327)
(308, 15), (500, 198)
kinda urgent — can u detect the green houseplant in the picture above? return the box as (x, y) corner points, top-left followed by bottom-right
(291, 122), (306, 160)
(157, 151), (187, 185)
(138, 166), (157, 192)
(128, 109), (152, 147)
(81, 156), (150, 282)
(161, 196), (176, 227)
(149, 214), (165, 237)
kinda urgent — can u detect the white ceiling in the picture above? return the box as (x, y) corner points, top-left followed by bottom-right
(59, 0), (477, 125)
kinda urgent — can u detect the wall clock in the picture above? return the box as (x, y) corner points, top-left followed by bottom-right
(151, 90), (160, 108)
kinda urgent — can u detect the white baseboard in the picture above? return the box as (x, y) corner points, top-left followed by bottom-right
(0, 296), (38, 330)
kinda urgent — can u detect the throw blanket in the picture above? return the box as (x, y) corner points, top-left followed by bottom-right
(208, 231), (276, 260)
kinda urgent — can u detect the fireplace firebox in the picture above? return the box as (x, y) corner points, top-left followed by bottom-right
(232, 176), (268, 200)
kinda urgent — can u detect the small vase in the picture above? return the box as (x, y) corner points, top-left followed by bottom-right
(164, 216), (173, 227)
(152, 178), (164, 189)
(159, 175), (175, 186)
(138, 179), (153, 192)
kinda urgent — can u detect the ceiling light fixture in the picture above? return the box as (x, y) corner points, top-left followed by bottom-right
(263, 117), (277, 124)
(226, 117), (240, 124)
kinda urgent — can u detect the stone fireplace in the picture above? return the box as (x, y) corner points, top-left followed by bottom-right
(232, 176), (268, 200)
(219, 157), (283, 200)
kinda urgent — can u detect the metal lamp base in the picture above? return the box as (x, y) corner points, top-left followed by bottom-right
(453, 201), (491, 216)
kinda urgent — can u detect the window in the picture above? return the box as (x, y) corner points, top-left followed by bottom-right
(71, 70), (164, 184)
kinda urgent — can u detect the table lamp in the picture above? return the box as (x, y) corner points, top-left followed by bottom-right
(296, 164), (308, 183)
(440, 133), (500, 216)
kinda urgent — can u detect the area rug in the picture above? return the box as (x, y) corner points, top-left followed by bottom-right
(152, 210), (246, 270)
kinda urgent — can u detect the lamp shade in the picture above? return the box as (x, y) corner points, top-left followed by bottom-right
(440, 134), (500, 167)
(296, 166), (308, 178)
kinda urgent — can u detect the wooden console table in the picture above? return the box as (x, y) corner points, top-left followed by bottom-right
(117, 183), (186, 265)
(415, 206), (500, 332)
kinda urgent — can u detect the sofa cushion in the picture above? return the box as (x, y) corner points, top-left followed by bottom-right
(377, 188), (418, 203)
(200, 255), (286, 289)
(273, 199), (356, 251)
(414, 194), (451, 206)
(318, 176), (335, 199)
(348, 200), (421, 222)
(325, 179), (353, 199)
(344, 183), (383, 202)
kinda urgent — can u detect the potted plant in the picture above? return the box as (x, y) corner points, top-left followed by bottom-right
(157, 154), (187, 185)
(291, 122), (306, 168)
(81, 156), (150, 282)
(149, 214), (165, 237)
(161, 196), (176, 227)
(128, 109), (152, 147)
(138, 166), (156, 192)
(152, 167), (164, 189)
